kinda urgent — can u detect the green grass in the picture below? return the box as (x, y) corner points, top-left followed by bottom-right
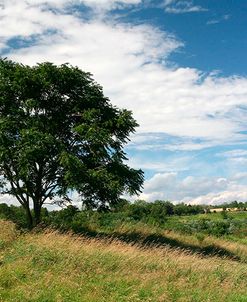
(0, 220), (247, 302)
(187, 211), (247, 220)
(163, 210), (247, 225)
(68, 210), (247, 247)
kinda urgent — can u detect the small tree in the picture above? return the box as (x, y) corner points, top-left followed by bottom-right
(0, 59), (144, 228)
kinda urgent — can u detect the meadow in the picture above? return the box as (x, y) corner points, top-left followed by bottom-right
(1, 215), (247, 302)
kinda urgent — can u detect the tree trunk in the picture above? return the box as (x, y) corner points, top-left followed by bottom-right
(33, 202), (42, 227)
(24, 205), (33, 229)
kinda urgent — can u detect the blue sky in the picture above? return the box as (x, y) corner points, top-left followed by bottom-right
(1, 0), (247, 205)
(121, 0), (247, 76)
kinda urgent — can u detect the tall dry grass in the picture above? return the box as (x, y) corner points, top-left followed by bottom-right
(161, 230), (247, 262)
(0, 220), (247, 301)
(0, 220), (18, 246)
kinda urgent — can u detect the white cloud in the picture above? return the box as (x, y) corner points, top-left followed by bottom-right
(218, 149), (247, 158)
(128, 133), (229, 151)
(140, 173), (228, 200)
(232, 172), (247, 180)
(1, 0), (141, 10)
(138, 172), (247, 204)
(207, 14), (231, 26)
(127, 155), (192, 172)
(163, 0), (207, 14)
(144, 172), (177, 192)
(216, 149), (247, 166)
(188, 190), (247, 205)
(82, 0), (142, 11)
(0, 194), (18, 206)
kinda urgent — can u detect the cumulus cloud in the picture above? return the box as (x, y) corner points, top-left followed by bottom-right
(188, 191), (247, 205)
(139, 172), (247, 205)
(140, 173), (228, 200)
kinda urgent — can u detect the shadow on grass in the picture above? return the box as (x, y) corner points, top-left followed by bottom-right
(76, 227), (242, 262)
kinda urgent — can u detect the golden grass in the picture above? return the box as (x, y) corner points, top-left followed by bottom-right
(0, 221), (247, 302)
(30, 229), (245, 272)
(0, 220), (18, 245)
(162, 230), (247, 260)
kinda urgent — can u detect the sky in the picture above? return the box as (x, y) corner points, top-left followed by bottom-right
(1, 0), (247, 205)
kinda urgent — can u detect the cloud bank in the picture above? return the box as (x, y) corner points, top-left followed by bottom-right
(139, 172), (247, 205)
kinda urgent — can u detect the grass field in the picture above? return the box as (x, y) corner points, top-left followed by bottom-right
(1, 219), (247, 302)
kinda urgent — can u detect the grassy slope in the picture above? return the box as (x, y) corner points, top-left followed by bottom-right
(1, 220), (247, 302)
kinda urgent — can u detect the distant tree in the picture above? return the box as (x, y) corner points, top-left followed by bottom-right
(162, 201), (174, 216)
(112, 198), (130, 212)
(230, 201), (239, 208)
(174, 203), (187, 216)
(49, 205), (80, 229)
(0, 59), (144, 228)
(0, 203), (11, 218)
(129, 200), (150, 221)
(152, 200), (174, 216)
(173, 203), (204, 216)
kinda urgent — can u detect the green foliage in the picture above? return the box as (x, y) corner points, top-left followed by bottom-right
(221, 210), (228, 219)
(173, 203), (204, 216)
(47, 205), (80, 231)
(0, 59), (143, 228)
(0, 203), (48, 228)
(43, 200), (207, 233)
(177, 217), (247, 237)
(2, 201), (247, 239)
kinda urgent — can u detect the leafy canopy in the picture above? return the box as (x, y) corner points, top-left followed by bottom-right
(0, 59), (144, 226)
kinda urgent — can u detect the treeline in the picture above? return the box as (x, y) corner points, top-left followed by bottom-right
(211, 201), (247, 209)
(1, 199), (204, 229)
(0, 200), (203, 227)
(47, 200), (207, 232)
(1, 200), (247, 236)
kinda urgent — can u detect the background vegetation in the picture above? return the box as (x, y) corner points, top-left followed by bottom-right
(1, 200), (247, 240)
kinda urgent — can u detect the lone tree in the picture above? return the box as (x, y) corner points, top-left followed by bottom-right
(0, 59), (144, 228)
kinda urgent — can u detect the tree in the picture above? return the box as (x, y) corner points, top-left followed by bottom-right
(0, 59), (144, 228)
